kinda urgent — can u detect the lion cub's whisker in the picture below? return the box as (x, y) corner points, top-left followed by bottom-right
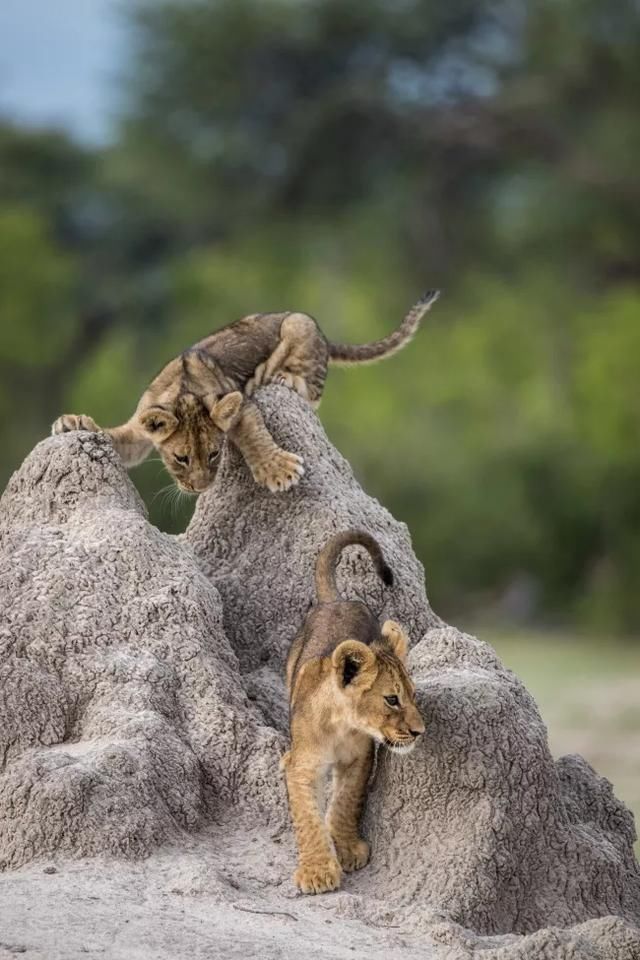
(150, 482), (175, 505)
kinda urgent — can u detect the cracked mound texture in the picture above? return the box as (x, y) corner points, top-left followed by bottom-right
(0, 385), (639, 959)
(0, 429), (285, 870)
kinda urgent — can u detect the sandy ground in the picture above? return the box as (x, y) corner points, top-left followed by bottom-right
(0, 819), (442, 960)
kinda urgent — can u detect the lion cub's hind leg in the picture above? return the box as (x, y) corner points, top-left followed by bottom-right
(271, 371), (310, 400)
(326, 746), (373, 873)
(245, 313), (328, 405)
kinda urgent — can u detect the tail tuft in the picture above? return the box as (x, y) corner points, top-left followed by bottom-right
(419, 289), (440, 307)
(315, 530), (395, 603)
(328, 290), (441, 366)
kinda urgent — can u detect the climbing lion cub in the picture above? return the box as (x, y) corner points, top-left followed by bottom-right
(283, 530), (425, 895)
(52, 292), (439, 495)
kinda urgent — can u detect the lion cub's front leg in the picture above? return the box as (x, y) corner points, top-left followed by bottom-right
(229, 403), (304, 493)
(285, 757), (342, 895)
(326, 748), (373, 873)
(52, 416), (152, 467)
(52, 413), (101, 436)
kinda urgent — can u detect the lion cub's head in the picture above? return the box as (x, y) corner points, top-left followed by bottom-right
(331, 620), (425, 754)
(137, 391), (243, 493)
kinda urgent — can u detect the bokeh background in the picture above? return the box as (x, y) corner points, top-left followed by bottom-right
(1, 0), (638, 827)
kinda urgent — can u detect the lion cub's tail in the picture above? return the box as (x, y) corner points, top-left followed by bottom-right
(315, 530), (394, 604)
(327, 290), (440, 366)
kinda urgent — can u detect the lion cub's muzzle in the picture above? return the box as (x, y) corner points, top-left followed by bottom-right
(176, 477), (211, 494)
(384, 718), (425, 755)
(385, 738), (419, 755)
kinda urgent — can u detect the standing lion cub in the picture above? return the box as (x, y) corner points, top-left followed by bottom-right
(52, 293), (439, 495)
(283, 530), (425, 895)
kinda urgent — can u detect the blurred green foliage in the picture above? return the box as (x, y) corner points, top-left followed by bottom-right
(1, 0), (639, 630)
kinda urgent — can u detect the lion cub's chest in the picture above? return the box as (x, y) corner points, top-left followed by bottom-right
(328, 725), (371, 767)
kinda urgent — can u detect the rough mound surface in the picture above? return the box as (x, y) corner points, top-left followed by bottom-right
(0, 386), (638, 959)
(0, 429), (285, 870)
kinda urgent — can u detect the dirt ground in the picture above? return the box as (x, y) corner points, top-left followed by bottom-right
(0, 818), (443, 960)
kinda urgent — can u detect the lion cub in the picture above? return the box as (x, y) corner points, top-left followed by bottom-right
(51, 293), (439, 495)
(283, 530), (425, 895)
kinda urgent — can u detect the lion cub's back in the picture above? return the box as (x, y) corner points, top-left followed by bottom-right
(195, 312), (291, 386)
(286, 601), (380, 695)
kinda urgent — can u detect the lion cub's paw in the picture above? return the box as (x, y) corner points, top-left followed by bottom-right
(246, 366), (310, 401)
(274, 372), (310, 400)
(334, 838), (370, 873)
(52, 414), (100, 436)
(253, 447), (304, 493)
(294, 856), (342, 895)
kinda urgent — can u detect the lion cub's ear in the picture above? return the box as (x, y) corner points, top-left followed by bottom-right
(138, 406), (179, 440)
(381, 620), (409, 661)
(332, 640), (376, 688)
(209, 392), (243, 432)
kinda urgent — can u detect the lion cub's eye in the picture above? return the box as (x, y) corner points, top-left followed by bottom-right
(208, 450), (220, 464)
(174, 454), (189, 465)
(384, 695), (400, 707)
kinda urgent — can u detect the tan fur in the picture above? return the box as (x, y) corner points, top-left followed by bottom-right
(284, 531), (425, 894)
(51, 293), (439, 494)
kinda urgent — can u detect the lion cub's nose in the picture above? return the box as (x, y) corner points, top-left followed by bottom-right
(410, 719), (426, 738)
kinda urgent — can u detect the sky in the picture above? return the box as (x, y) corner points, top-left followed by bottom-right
(0, 0), (125, 143)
